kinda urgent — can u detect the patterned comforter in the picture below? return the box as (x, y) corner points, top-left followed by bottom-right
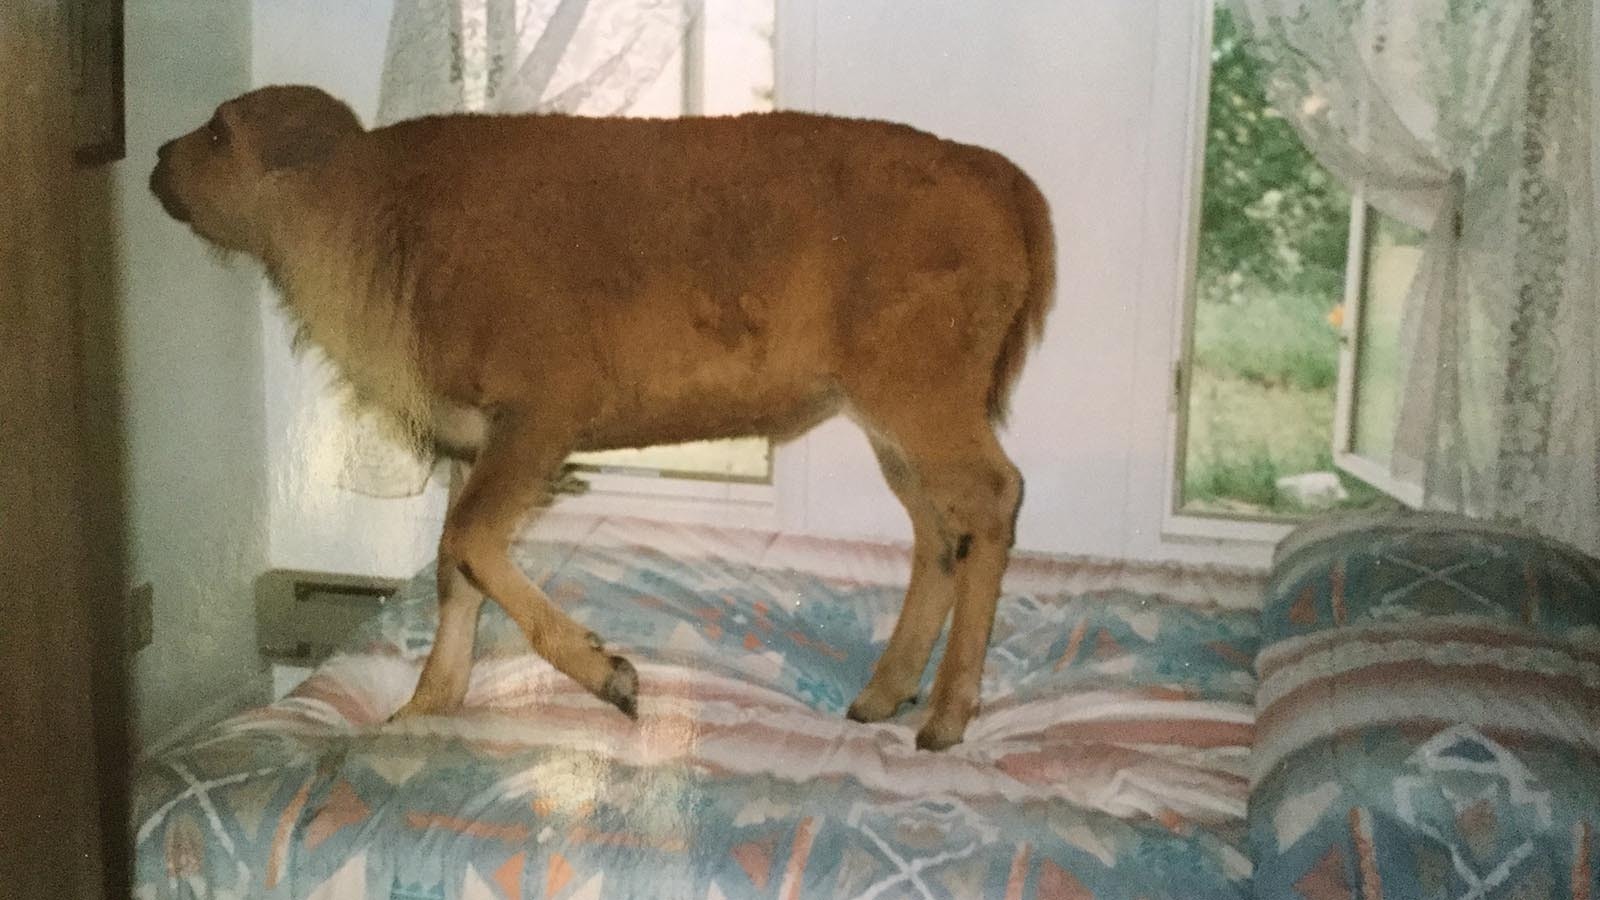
(133, 515), (1264, 899)
(1251, 512), (1600, 899)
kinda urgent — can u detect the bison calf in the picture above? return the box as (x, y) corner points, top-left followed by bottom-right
(150, 85), (1054, 749)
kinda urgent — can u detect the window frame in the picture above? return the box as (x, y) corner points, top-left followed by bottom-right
(1330, 198), (1425, 509)
(560, 0), (778, 490)
(1161, 0), (1295, 544)
(567, 440), (775, 486)
(553, 465), (785, 530)
(1160, 0), (1401, 543)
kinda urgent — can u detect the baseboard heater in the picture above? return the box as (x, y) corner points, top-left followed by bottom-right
(255, 569), (406, 664)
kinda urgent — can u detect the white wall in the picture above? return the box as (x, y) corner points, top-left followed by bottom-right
(118, 0), (266, 746)
(251, 0), (450, 579)
(252, 0), (1274, 575)
(778, 1), (1269, 566)
(778, 1), (1153, 557)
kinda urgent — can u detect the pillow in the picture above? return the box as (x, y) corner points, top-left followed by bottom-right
(1250, 512), (1600, 899)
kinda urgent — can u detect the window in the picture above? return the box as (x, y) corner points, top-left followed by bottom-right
(564, 0), (776, 483)
(1331, 208), (1427, 505)
(1173, 5), (1408, 520)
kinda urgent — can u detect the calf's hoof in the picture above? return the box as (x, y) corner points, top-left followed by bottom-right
(599, 655), (639, 720)
(389, 693), (452, 723)
(387, 706), (416, 724)
(915, 696), (975, 751)
(914, 718), (967, 752)
(845, 687), (918, 724)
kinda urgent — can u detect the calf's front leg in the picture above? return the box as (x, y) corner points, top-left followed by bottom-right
(393, 416), (638, 720)
(392, 462), (482, 718)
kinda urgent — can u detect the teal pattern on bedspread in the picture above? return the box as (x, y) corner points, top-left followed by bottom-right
(133, 519), (1262, 899)
(1252, 514), (1600, 899)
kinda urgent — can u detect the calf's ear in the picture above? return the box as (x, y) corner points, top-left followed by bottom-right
(256, 92), (363, 172)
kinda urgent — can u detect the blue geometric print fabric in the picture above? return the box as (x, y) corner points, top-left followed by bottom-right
(1252, 513), (1600, 900)
(133, 516), (1266, 899)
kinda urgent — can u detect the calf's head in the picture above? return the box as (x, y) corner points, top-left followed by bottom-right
(149, 85), (362, 253)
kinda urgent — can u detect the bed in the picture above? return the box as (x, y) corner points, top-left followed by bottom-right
(133, 515), (1264, 899)
(1250, 511), (1600, 899)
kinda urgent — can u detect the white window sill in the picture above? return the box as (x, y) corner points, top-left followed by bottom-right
(553, 471), (781, 530)
(409, 470), (784, 534)
(1161, 510), (1294, 547)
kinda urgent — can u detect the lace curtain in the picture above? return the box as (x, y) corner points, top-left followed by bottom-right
(337, 0), (701, 496)
(1226, 0), (1600, 554)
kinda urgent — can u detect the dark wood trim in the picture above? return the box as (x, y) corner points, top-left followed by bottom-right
(1, 9), (130, 897)
(72, 0), (126, 167)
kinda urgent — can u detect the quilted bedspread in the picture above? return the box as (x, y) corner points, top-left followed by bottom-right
(134, 516), (1264, 900)
(1251, 513), (1600, 899)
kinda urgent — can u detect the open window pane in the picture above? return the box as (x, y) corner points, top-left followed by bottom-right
(1349, 212), (1426, 464)
(1326, 205), (1427, 506)
(1176, 5), (1395, 519)
(566, 0), (776, 482)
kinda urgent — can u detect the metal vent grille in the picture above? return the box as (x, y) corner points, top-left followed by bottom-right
(254, 569), (405, 664)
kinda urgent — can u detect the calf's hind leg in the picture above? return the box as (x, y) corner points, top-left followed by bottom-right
(918, 436), (1020, 750)
(396, 412), (638, 721)
(846, 437), (958, 723)
(861, 413), (1022, 750)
